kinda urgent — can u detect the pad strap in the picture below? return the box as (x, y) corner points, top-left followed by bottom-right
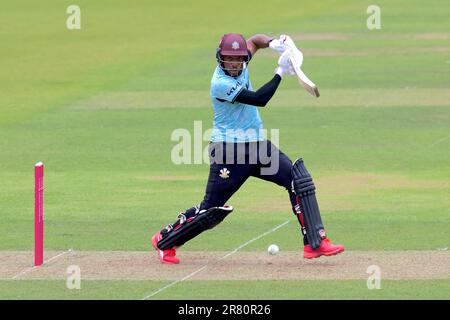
(157, 206), (233, 250)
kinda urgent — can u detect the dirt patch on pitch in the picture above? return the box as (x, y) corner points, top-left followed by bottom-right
(2, 250), (449, 281)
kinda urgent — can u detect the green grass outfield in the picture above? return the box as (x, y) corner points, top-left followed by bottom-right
(1, 0), (449, 299)
(1, 280), (449, 300)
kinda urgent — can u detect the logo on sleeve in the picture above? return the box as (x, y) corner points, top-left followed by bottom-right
(226, 81), (242, 96)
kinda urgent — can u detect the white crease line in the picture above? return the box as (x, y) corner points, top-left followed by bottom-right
(217, 220), (290, 261)
(12, 249), (73, 280)
(141, 266), (208, 300)
(141, 220), (290, 300)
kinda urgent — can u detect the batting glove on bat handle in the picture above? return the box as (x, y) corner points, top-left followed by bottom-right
(269, 35), (289, 55)
(275, 50), (296, 77)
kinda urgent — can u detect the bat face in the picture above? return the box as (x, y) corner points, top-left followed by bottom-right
(289, 56), (320, 98)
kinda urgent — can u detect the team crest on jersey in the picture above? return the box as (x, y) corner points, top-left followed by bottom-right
(219, 168), (230, 179)
(231, 41), (240, 50)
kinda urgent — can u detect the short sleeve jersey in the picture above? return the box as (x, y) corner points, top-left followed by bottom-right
(209, 65), (264, 143)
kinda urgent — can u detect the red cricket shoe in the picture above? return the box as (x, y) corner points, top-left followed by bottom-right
(151, 231), (180, 264)
(304, 237), (345, 259)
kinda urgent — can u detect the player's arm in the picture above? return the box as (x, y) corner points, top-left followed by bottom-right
(234, 75), (281, 107)
(246, 34), (274, 56)
(234, 50), (293, 107)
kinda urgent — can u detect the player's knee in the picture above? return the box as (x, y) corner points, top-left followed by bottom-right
(292, 158), (316, 195)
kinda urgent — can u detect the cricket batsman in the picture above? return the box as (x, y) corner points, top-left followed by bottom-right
(150, 33), (345, 264)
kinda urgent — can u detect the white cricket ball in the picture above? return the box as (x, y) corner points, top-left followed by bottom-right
(268, 244), (279, 255)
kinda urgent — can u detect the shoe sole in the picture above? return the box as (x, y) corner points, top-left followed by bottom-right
(304, 247), (345, 259)
(151, 235), (180, 264)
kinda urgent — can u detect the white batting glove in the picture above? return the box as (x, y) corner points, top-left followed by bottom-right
(269, 34), (297, 53)
(270, 34), (304, 67)
(269, 35), (290, 54)
(275, 50), (296, 77)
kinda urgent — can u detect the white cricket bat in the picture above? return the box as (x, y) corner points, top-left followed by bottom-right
(289, 55), (320, 98)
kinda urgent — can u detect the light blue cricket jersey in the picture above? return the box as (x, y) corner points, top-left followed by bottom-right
(209, 66), (264, 143)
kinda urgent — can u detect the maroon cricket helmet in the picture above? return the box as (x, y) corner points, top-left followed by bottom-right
(216, 33), (250, 76)
(218, 33), (248, 56)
